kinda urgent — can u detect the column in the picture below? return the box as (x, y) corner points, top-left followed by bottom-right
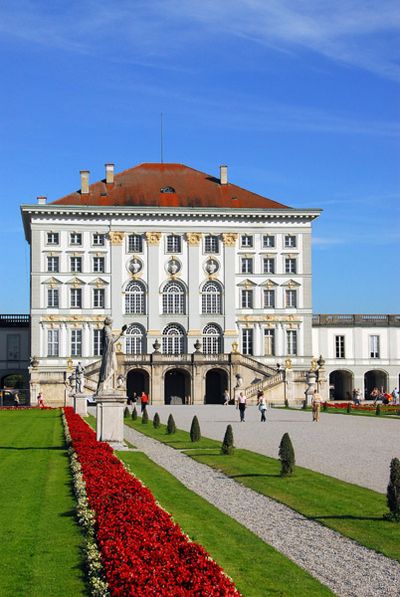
(145, 232), (162, 351)
(186, 233), (202, 347)
(222, 233), (238, 351)
(109, 231), (125, 327)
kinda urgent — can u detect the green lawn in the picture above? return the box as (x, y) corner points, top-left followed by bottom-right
(287, 406), (400, 418)
(0, 410), (87, 597)
(118, 450), (332, 597)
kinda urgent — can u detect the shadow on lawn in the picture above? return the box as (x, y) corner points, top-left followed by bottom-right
(310, 514), (384, 522)
(0, 446), (65, 450)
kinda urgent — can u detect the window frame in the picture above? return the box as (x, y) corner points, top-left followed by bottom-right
(47, 256), (59, 273)
(285, 257), (297, 274)
(240, 234), (253, 249)
(46, 232), (59, 245)
(47, 329), (59, 357)
(241, 288), (253, 309)
(287, 330), (298, 356)
(47, 287), (59, 308)
(93, 288), (105, 309)
(70, 256), (82, 273)
(71, 329), (82, 357)
(127, 234), (143, 253)
(70, 232), (82, 246)
(284, 235), (297, 248)
(242, 328), (253, 355)
(92, 233), (105, 246)
(70, 287), (82, 309)
(204, 235), (219, 254)
(285, 289), (297, 308)
(263, 289), (275, 309)
(166, 234), (182, 254)
(335, 335), (345, 359)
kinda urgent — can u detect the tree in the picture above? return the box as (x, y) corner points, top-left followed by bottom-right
(124, 406), (130, 418)
(190, 416), (201, 442)
(131, 407), (138, 420)
(167, 414), (176, 434)
(142, 408), (149, 424)
(385, 458), (400, 522)
(279, 433), (295, 477)
(221, 425), (234, 455)
(153, 412), (160, 428)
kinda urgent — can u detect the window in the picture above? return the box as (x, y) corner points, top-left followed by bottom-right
(47, 288), (59, 308)
(262, 235), (275, 248)
(240, 234), (253, 248)
(47, 232), (59, 245)
(162, 281), (185, 314)
(93, 329), (103, 356)
(47, 330), (59, 357)
(93, 233), (105, 246)
(242, 328), (253, 355)
(202, 281), (222, 314)
(47, 256), (59, 273)
(204, 235), (219, 253)
(125, 324), (145, 355)
(70, 256), (82, 273)
(203, 324), (222, 355)
(263, 258), (275, 274)
(71, 288), (82, 308)
(93, 288), (105, 308)
(335, 335), (345, 359)
(125, 281), (145, 314)
(285, 289), (297, 308)
(162, 324), (185, 355)
(241, 289), (253, 309)
(263, 289), (275, 308)
(264, 329), (275, 356)
(70, 233), (82, 245)
(241, 258), (253, 274)
(285, 258), (297, 274)
(93, 257), (105, 273)
(128, 234), (143, 253)
(370, 335), (380, 359)
(166, 234), (181, 253)
(71, 329), (82, 357)
(287, 330), (297, 356)
(7, 334), (20, 360)
(284, 235), (297, 248)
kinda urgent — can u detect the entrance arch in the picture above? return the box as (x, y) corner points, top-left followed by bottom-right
(205, 368), (229, 404)
(126, 369), (149, 401)
(164, 369), (191, 405)
(329, 370), (353, 401)
(364, 370), (388, 399)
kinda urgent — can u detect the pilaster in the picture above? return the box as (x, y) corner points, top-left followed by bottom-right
(186, 233), (201, 333)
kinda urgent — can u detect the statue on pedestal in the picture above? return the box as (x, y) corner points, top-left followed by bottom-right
(96, 318), (127, 396)
(75, 362), (85, 394)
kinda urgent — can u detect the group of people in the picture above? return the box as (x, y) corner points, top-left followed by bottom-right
(232, 390), (268, 423)
(127, 391), (149, 412)
(370, 386), (399, 405)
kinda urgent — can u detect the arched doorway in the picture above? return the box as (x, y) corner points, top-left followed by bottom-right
(1, 373), (25, 389)
(126, 369), (149, 401)
(329, 370), (353, 401)
(205, 368), (229, 404)
(164, 369), (191, 405)
(364, 370), (388, 399)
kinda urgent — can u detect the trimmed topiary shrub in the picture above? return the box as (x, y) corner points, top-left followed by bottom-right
(167, 414), (176, 434)
(142, 408), (149, 424)
(347, 402), (352, 414)
(384, 458), (400, 522)
(279, 432), (295, 477)
(376, 404), (382, 416)
(131, 407), (138, 420)
(153, 412), (160, 428)
(221, 424), (234, 455)
(124, 406), (130, 418)
(190, 416), (201, 442)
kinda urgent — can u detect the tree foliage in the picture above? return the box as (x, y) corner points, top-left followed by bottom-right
(190, 416), (201, 442)
(141, 408), (149, 424)
(124, 406), (130, 418)
(221, 425), (234, 455)
(279, 433), (295, 477)
(167, 414), (176, 434)
(385, 458), (400, 522)
(131, 407), (138, 421)
(153, 412), (161, 428)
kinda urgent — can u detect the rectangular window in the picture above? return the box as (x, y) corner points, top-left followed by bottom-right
(47, 330), (59, 357)
(263, 258), (275, 274)
(287, 330), (297, 356)
(204, 235), (219, 253)
(262, 235), (275, 248)
(264, 329), (275, 356)
(285, 289), (297, 308)
(70, 256), (82, 273)
(263, 289), (275, 308)
(93, 257), (105, 273)
(47, 232), (59, 245)
(71, 329), (82, 357)
(70, 288), (82, 308)
(47, 256), (59, 273)
(93, 329), (103, 356)
(335, 335), (345, 359)
(93, 288), (105, 308)
(285, 258), (297, 274)
(240, 234), (253, 248)
(7, 334), (20, 360)
(241, 289), (253, 309)
(370, 335), (380, 359)
(47, 288), (59, 308)
(128, 234), (143, 253)
(93, 233), (105, 246)
(70, 232), (82, 245)
(166, 234), (181, 253)
(241, 257), (253, 274)
(284, 235), (297, 248)
(242, 328), (253, 355)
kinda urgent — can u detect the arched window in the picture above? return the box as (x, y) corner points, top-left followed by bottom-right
(125, 281), (146, 314)
(162, 324), (186, 355)
(202, 281), (222, 314)
(162, 281), (185, 314)
(203, 324), (222, 355)
(125, 324), (146, 355)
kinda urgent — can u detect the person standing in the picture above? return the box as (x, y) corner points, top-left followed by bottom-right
(223, 389), (230, 405)
(392, 387), (399, 405)
(140, 391), (149, 412)
(311, 389), (321, 422)
(236, 392), (247, 422)
(354, 388), (362, 405)
(257, 392), (267, 422)
(37, 392), (45, 409)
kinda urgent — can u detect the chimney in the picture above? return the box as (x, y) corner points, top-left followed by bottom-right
(37, 196), (47, 205)
(105, 163), (115, 184)
(220, 164), (228, 185)
(80, 170), (90, 194)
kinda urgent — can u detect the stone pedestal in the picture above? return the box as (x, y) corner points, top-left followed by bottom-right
(74, 393), (88, 416)
(304, 371), (317, 407)
(96, 393), (126, 443)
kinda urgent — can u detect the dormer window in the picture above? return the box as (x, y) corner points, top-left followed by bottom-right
(160, 186), (175, 193)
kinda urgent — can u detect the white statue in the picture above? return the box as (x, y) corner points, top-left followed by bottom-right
(96, 318), (127, 395)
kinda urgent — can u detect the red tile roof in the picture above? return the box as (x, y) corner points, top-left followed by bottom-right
(51, 163), (289, 209)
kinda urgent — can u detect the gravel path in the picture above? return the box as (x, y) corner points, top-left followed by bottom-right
(140, 405), (400, 493)
(124, 424), (400, 597)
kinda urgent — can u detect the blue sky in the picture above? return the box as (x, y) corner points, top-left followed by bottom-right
(0, 0), (399, 313)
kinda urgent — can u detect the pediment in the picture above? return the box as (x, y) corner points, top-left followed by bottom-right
(259, 279), (278, 288)
(65, 277), (86, 286)
(281, 279), (300, 288)
(42, 277), (62, 285)
(88, 277), (109, 287)
(237, 279), (257, 288)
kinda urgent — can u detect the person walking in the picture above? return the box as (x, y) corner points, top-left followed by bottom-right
(223, 389), (230, 405)
(236, 392), (247, 422)
(354, 388), (362, 405)
(257, 392), (267, 422)
(140, 391), (149, 412)
(311, 389), (321, 422)
(37, 392), (45, 409)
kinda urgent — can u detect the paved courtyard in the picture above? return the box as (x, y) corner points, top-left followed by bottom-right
(141, 405), (400, 493)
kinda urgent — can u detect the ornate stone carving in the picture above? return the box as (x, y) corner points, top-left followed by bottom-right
(145, 232), (162, 245)
(166, 258), (181, 275)
(186, 232), (202, 246)
(205, 258), (219, 275)
(129, 258), (143, 274)
(222, 233), (238, 247)
(108, 231), (124, 245)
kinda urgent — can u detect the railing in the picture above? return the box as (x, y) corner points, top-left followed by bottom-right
(312, 314), (400, 327)
(245, 371), (284, 398)
(0, 314), (30, 327)
(235, 354), (277, 376)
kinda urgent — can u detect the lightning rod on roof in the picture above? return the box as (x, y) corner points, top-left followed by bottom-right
(160, 112), (164, 164)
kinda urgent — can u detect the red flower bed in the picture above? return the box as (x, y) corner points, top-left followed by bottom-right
(64, 407), (240, 596)
(324, 402), (398, 412)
